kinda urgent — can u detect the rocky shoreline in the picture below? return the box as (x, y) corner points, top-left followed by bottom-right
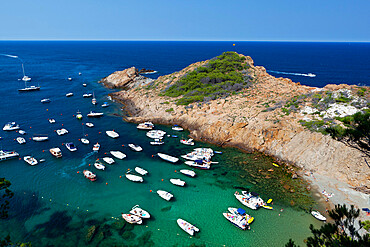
(104, 53), (369, 218)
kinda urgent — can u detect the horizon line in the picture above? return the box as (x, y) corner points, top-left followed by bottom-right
(0, 39), (369, 43)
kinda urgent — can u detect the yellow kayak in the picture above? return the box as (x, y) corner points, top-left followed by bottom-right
(267, 199), (273, 204)
(272, 163), (279, 167)
(262, 205), (273, 210)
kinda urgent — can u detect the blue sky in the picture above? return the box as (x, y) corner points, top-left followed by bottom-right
(1, 0), (369, 41)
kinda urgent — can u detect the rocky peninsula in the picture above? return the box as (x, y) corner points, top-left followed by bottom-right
(101, 52), (370, 216)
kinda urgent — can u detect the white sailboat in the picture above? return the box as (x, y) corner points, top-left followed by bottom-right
(92, 92), (97, 105)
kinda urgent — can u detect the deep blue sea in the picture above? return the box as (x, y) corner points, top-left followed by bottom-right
(0, 41), (369, 247)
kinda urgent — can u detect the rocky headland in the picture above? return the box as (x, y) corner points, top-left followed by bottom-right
(102, 52), (370, 214)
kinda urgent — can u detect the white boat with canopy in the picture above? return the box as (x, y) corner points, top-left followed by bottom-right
(184, 160), (211, 169)
(137, 122), (154, 130)
(223, 212), (249, 230)
(0, 150), (19, 161)
(228, 207), (254, 224)
(3, 122), (20, 131)
(16, 137), (26, 144)
(93, 143), (100, 151)
(177, 219), (199, 236)
(49, 147), (62, 158)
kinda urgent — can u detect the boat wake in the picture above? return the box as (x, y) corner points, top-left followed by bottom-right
(267, 70), (316, 77)
(57, 152), (96, 177)
(0, 53), (19, 59)
(141, 71), (158, 75)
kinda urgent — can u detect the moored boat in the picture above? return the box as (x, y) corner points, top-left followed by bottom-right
(137, 122), (154, 130)
(184, 160), (211, 169)
(23, 156), (38, 166)
(83, 93), (92, 98)
(56, 128), (69, 136)
(85, 122), (94, 128)
(65, 142), (77, 152)
(81, 138), (89, 144)
(110, 151), (126, 159)
(48, 118), (56, 124)
(3, 122), (20, 131)
(234, 191), (265, 210)
(179, 169), (196, 177)
(41, 98), (51, 103)
(87, 111), (103, 117)
(102, 157), (115, 165)
(135, 167), (148, 175)
(18, 130), (26, 135)
(128, 144), (142, 151)
(101, 102), (109, 107)
(172, 125), (183, 131)
(0, 150), (19, 161)
(66, 92), (73, 97)
(129, 205), (151, 219)
(157, 153), (179, 163)
(106, 130), (119, 138)
(16, 137), (26, 144)
(83, 170), (97, 181)
(76, 111), (83, 120)
(223, 212), (249, 230)
(311, 211), (326, 221)
(49, 147), (62, 158)
(93, 143), (100, 152)
(150, 139), (164, 145)
(157, 190), (173, 201)
(125, 173), (143, 182)
(94, 160), (105, 170)
(177, 219), (199, 236)
(121, 213), (142, 224)
(32, 135), (49, 142)
(170, 178), (186, 187)
(146, 130), (166, 139)
(227, 207), (254, 224)
(180, 138), (194, 146)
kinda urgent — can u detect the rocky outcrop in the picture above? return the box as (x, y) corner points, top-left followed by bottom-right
(106, 54), (370, 193)
(99, 67), (154, 89)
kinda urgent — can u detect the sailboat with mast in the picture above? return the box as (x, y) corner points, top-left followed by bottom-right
(18, 62), (40, 92)
(92, 92), (97, 105)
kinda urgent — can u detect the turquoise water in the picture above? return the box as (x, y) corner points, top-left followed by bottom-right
(0, 41), (330, 246)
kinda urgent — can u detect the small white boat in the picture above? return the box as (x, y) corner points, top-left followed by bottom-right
(121, 213), (142, 224)
(32, 135), (49, 142)
(87, 111), (103, 117)
(157, 153), (179, 163)
(179, 169), (196, 177)
(48, 119), (56, 124)
(41, 98), (51, 103)
(129, 205), (150, 219)
(125, 173), (143, 182)
(18, 130), (26, 135)
(82, 83), (87, 87)
(150, 139), (164, 145)
(0, 150), (19, 161)
(102, 157), (115, 165)
(16, 137), (26, 144)
(228, 207), (254, 224)
(65, 142), (77, 152)
(177, 219), (199, 236)
(81, 137), (89, 144)
(49, 147), (62, 158)
(110, 151), (126, 159)
(79, 72), (82, 76)
(106, 130), (119, 138)
(128, 144), (142, 152)
(76, 111), (83, 120)
(39, 159), (45, 163)
(146, 130), (166, 139)
(68, 77), (72, 81)
(93, 143), (100, 152)
(85, 122), (94, 128)
(137, 122), (154, 130)
(92, 92), (97, 105)
(180, 138), (194, 146)
(157, 190), (173, 201)
(3, 122), (20, 131)
(184, 160), (211, 170)
(170, 178), (186, 187)
(22, 75), (31, 82)
(56, 128), (69, 136)
(101, 102), (109, 107)
(234, 191), (265, 210)
(18, 85), (40, 92)
(83, 93), (92, 98)
(23, 156), (38, 166)
(223, 212), (249, 230)
(172, 125), (183, 131)
(311, 211), (326, 221)
(94, 160), (105, 170)
(83, 170), (97, 181)
(66, 92), (73, 97)
(134, 167), (148, 175)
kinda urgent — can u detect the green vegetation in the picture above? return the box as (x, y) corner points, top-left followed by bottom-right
(286, 204), (370, 247)
(165, 108), (174, 112)
(0, 178), (13, 219)
(163, 51), (252, 105)
(357, 87), (367, 97)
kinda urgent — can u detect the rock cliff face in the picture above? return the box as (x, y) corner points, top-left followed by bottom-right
(107, 54), (370, 193)
(99, 67), (154, 89)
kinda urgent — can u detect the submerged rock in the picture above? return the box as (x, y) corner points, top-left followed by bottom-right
(85, 225), (97, 243)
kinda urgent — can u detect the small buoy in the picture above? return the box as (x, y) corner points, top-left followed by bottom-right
(30, 126), (32, 128)
(150, 190), (152, 192)
(104, 153), (107, 154)
(29, 138), (31, 140)
(119, 176), (122, 178)
(106, 182), (108, 185)
(13, 139), (15, 140)
(46, 109), (48, 111)
(89, 164), (91, 166)
(161, 179), (163, 181)
(19, 158), (21, 160)
(61, 114), (63, 115)
(97, 158), (99, 160)
(151, 155), (153, 157)
(78, 139), (80, 141)
(233, 43), (235, 46)
(77, 171), (79, 173)
(175, 170), (177, 172)
(62, 124), (64, 126)
(73, 115), (75, 117)
(42, 150), (45, 152)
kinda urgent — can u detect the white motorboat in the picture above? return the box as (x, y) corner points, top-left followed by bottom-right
(23, 156), (38, 166)
(94, 160), (105, 170)
(137, 122), (154, 130)
(106, 130), (119, 138)
(180, 138), (194, 146)
(66, 92), (73, 97)
(234, 191), (265, 210)
(311, 211), (326, 221)
(102, 157), (115, 165)
(150, 139), (164, 145)
(129, 205), (151, 219)
(79, 72), (82, 76)
(179, 169), (196, 177)
(65, 142), (77, 152)
(93, 143), (100, 152)
(172, 125), (183, 131)
(81, 138), (89, 144)
(48, 118), (56, 124)
(125, 173), (143, 182)
(146, 130), (166, 139)
(56, 128), (69, 136)
(83, 170), (97, 181)
(121, 213), (142, 224)
(0, 150), (19, 161)
(41, 98), (51, 103)
(18, 85), (40, 92)
(16, 137), (26, 144)
(83, 93), (92, 98)
(22, 75), (31, 82)
(85, 122), (94, 128)
(157, 153), (179, 163)
(110, 151), (126, 159)
(184, 160), (211, 170)
(177, 219), (199, 236)
(101, 102), (109, 107)
(170, 178), (186, 187)
(135, 167), (148, 175)
(157, 190), (173, 201)
(87, 111), (103, 117)
(18, 130), (26, 135)
(32, 135), (49, 142)
(3, 122), (20, 131)
(223, 212), (249, 230)
(39, 159), (46, 163)
(227, 207), (254, 224)
(128, 144), (142, 152)
(83, 83), (87, 87)
(49, 147), (62, 158)
(76, 111), (83, 120)
(68, 77), (72, 81)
